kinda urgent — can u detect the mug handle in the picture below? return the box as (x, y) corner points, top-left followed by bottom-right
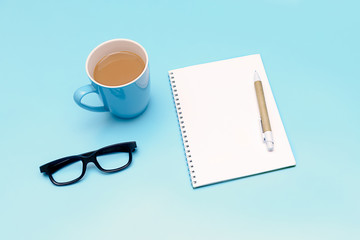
(73, 85), (107, 112)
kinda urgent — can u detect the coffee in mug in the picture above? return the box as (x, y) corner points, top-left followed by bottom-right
(93, 51), (145, 86)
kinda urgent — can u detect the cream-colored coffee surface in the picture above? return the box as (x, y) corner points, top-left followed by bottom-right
(94, 51), (145, 86)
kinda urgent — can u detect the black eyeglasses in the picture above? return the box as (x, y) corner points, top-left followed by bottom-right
(40, 141), (137, 186)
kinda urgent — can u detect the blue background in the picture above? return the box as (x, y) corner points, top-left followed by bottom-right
(1, 0), (359, 239)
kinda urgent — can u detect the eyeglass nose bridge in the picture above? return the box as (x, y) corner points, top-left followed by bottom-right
(81, 151), (109, 173)
(79, 151), (98, 165)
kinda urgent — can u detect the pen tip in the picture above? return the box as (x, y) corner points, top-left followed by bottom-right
(266, 141), (274, 151)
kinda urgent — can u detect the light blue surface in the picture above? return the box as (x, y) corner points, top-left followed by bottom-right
(1, 0), (359, 239)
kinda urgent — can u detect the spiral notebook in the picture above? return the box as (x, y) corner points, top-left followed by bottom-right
(168, 54), (296, 188)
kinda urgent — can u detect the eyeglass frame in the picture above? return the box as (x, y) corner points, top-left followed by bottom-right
(40, 141), (137, 186)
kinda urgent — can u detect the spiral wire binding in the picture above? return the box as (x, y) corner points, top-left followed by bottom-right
(169, 72), (197, 186)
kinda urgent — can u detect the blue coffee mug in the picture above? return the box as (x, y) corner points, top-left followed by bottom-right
(74, 39), (150, 118)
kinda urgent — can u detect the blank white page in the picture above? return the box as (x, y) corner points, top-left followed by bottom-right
(169, 54), (296, 188)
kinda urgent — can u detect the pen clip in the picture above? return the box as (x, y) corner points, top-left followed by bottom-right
(259, 118), (265, 143)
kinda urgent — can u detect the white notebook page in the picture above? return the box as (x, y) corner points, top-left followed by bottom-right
(169, 54), (296, 188)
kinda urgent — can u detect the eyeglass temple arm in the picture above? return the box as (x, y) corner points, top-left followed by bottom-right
(40, 156), (83, 174)
(97, 142), (137, 155)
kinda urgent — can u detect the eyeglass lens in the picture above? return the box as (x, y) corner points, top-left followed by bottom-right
(51, 159), (83, 184)
(96, 151), (130, 170)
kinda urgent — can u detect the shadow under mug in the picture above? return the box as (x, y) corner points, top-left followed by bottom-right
(74, 39), (150, 118)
